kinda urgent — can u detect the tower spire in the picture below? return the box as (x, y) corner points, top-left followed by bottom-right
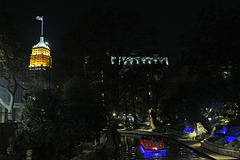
(29, 16), (52, 70)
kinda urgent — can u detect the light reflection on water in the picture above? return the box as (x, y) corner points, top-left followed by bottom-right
(112, 135), (211, 160)
(141, 148), (167, 159)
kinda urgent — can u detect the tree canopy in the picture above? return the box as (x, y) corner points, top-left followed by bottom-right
(180, 5), (240, 105)
(10, 78), (107, 159)
(0, 0), (28, 120)
(162, 4), (240, 130)
(59, 7), (159, 120)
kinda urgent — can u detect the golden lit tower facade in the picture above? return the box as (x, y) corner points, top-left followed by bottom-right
(29, 36), (52, 70)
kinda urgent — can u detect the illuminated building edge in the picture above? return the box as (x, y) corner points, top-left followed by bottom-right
(110, 56), (169, 65)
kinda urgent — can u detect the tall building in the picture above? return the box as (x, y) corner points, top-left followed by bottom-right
(29, 36), (52, 89)
(84, 53), (169, 109)
(29, 36), (52, 70)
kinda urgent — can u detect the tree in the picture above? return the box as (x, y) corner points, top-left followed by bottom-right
(10, 89), (63, 159)
(180, 4), (240, 106)
(163, 75), (225, 131)
(61, 7), (157, 119)
(162, 4), (240, 132)
(119, 59), (169, 128)
(9, 78), (107, 159)
(62, 77), (107, 138)
(0, 0), (28, 121)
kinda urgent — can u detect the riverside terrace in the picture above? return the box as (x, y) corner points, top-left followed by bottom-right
(117, 129), (240, 160)
(71, 128), (239, 159)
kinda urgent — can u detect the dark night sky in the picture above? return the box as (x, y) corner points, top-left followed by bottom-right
(5, 0), (239, 62)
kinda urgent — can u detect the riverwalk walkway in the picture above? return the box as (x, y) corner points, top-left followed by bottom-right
(118, 129), (238, 160)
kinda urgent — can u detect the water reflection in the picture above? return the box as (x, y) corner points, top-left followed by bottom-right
(112, 135), (211, 160)
(141, 147), (167, 159)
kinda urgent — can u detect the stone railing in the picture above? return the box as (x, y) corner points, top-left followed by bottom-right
(201, 140), (240, 158)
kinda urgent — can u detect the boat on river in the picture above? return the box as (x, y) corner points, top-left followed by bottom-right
(140, 135), (165, 150)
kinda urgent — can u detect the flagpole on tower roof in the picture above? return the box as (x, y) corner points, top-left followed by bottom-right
(36, 16), (43, 37)
(41, 17), (43, 36)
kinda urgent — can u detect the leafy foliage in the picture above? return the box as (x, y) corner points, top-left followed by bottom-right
(0, 0), (28, 119)
(180, 5), (240, 105)
(60, 7), (158, 124)
(9, 78), (107, 159)
(161, 5), (240, 131)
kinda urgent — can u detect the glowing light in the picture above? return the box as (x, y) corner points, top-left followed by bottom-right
(113, 113), (116, 117)
(229, 127), (240, 136)
(140, 139), (164, 150)
(139, 145), (167, 158)
(219, 126), (227, 134)
(183, 125), (194, 133)
(144, 149), (167, 158)
(110, 56), (169, 65)
(213, 126), (240, 143)
(139, 146), (145, 154)
(224, 136), (238, 143)
(29, 37), (52, 69)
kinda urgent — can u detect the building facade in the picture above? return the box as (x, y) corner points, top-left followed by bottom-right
(84, 53), (169, 111)
(29, 36), (52, 89)
(0, 79), (24, 123)
(29, 36), (52, 71)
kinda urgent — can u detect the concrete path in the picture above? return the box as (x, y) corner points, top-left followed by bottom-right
(168, 136), (238, 160)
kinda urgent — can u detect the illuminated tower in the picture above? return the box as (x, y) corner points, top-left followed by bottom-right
(29, 16), (52, 89)
(29, 36), (52, 70)
(29, 16), (52, 71)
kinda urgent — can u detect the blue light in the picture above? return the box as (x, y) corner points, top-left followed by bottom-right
(144, 150), (167, 158)
(230, 127), (240, 136)
(139, 146), (145, 154)
(224, 136), (238, 143)
(212, 126), (239, 143)
(219, 126), (227, 134)
(212, 132), (216, 137)
(183, 125), (194, 133)
(139, 146), (167, 158)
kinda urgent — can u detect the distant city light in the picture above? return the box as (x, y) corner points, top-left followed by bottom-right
(110, 56), (169, 65)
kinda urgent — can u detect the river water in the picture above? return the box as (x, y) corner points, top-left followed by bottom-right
(110, 135), (211, 160)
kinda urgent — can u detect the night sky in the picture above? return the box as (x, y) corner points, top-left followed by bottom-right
(5, 0), (239, 62)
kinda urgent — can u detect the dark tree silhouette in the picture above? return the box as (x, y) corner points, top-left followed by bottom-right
(60, 7), (157, 121)
(0, 0), (28, 121)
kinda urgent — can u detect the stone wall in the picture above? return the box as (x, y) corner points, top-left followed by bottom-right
(201, 140), (240, 158)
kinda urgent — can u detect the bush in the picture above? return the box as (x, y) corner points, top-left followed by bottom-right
(9, 82), (107, 159)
